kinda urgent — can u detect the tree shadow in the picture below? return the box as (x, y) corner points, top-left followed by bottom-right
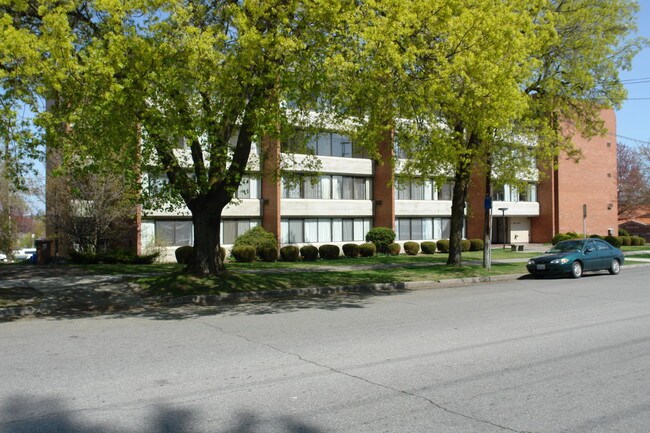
(0, 395), (326, 433)
(1, 263), (410, 322)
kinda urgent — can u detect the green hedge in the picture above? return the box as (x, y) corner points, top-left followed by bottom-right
(420, 241), (437, 254)
(319, 244), (340, 260)
(387, 243), (401, 256)
(403, 241), (420, 255)
(469, 239), (484, 251)
(280, 246), (300, 262)
(175, 246), (194, 264)
(342, 243), (360, 258)
(68, 250), (159, 265)
(259, 246), (278, 262)
(300, 245), (319, 261)
(359, 242), (376, 257)
(233, 226), (277, 257)
(365, 227), (396, 254)
(232, 246), (256, 262)
(604, 236), (622, 248)
(461, 239), (471, 252)
(436, 239), (450, 253)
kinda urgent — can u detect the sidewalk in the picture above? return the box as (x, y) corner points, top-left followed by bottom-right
(2, 246), (649, 321)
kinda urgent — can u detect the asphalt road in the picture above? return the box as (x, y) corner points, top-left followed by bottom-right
(2, 267), (650, 433)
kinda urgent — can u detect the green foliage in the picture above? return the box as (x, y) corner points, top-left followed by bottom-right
(620, 236), (632, 246)
(259, 247), (278, 262)
(631, 236), (645, 246)
(318, 244), (340, 260)
(436, 240), (450, 253)
(231, 246), (256, 263)
(342, 243), (360, 258)
(300, 245), (319, 261)
(175, 246), (194, 265)
(420, 241), (437, 254)
(359, 243), (376, 257)
(589, 234), (604, 239)
(403, 241), (420, 255)
(365, 227), (396, 254)
(280, 246), (300, 262)
(233, 226), (278, 258)
(619, 228), (631, 236)
(461, 240), (471, 252)
(469, 239), (484, 251)
(604, 236), (622, 248)
(387, 243), (401, 256)
(552, 234), (571, 245)
(68, 250), (159, 265)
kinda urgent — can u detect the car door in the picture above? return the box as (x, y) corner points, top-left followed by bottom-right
(582, 240), (599, 271)
(594, 239), (615, 270)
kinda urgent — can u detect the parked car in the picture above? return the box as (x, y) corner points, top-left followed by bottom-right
(12, 248), (37, 262)
(526, 238), (624, 278)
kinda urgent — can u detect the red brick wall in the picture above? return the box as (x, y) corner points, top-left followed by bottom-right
(555, 109), (618, 237)
(466, 166), (489, 240)
(261, 136), (281, 241)
(373, 130), (395, 230)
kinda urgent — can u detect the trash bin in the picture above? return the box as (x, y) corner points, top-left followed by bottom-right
(35, 239), (53, 265)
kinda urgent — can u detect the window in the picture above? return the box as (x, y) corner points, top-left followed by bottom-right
(493, 185), (505, 201)
(282, 175), (369, 200)
(155, 220), (193, 246)
(236, 176), (259, 199)
(281, 218), (372, 244)
(221, 219), (260, 244)
(528, 184), (537, 202)
(439, 182), (453, 201)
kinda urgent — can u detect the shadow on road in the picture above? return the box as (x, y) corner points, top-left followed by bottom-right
(0, 395), (326, 433)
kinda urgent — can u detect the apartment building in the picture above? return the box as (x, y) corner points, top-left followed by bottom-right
(138, 109), (618, 260)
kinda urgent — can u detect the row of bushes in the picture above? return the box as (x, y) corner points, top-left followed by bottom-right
(551, 232), (646, 247)
(68, 250), (160, 265)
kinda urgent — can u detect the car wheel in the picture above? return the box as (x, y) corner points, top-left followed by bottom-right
(571, 261), (583, 278)
(608, 259), (621, 275)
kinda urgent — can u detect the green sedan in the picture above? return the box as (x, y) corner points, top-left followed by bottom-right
(526, 238), (624, 278)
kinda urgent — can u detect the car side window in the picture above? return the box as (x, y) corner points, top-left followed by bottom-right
(584, 241), (595, 251)
(595, 240), (611, 251)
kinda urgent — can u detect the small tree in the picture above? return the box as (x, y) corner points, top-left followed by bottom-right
(365, 227), (396, 254)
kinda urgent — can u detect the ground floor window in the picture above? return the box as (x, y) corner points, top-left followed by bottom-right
(395, 217), (462, 241)
(154, 219), (261, 246)
(155, 220), (193, 246)
(281, 218), (372, 244)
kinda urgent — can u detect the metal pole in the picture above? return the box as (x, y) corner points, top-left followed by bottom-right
(498, 207), (508, 249)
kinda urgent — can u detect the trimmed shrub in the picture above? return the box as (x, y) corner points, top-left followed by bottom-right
(280, 246), (300, 262)
(387, 243), (401, 256)
(461, 239), (471, 252)
(233, 226), (278, 257)
(620, 236), (632, 246)
(319, 244), (340, 260)
(365, 227), (396, 254)
(300, 245), (319, 261)
(342, 243), (360, 258)
(589, 234), (604, 239)
(619, 228), (631, 236)
(231, 245), (256, 262)
(175, 246), (194, 264)
(604, 235), (622, 248)
(552, 233), (571, 245)
(436, 239), (450, 253)
(566, 231), (579, 239)
(259, 246), (278, 262)
(68, 250), (160, 265)
(404, 241), (420, 255)
(421, 241), (437, 254)
(469, 239), (484, 251)
(631, 236), (645, 246)
(359, 242), (376, 257)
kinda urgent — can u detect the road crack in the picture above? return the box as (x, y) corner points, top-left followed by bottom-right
(197, 320), (534, 433)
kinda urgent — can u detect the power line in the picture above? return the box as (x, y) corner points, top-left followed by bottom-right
(615, 134), (650, 145)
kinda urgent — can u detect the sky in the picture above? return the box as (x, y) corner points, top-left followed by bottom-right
(616, 0), (650, 148)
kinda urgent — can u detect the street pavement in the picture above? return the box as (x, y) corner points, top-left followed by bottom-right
(1, 266), (650, 432)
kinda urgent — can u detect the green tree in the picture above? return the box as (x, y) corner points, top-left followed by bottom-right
(2, 0), (353, 275)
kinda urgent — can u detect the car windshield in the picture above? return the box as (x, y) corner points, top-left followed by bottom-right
(547, 241), (584, 253)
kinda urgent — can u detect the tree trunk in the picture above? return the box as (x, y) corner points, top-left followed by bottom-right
(187, 196), (226, 276)
(447, 170), (469, 266)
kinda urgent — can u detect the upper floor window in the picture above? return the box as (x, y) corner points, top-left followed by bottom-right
(395, 178), (454, 201)
(235, 176), (260, 199)
(282, 175), (372, 200)
(282, 132), (368, 158)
